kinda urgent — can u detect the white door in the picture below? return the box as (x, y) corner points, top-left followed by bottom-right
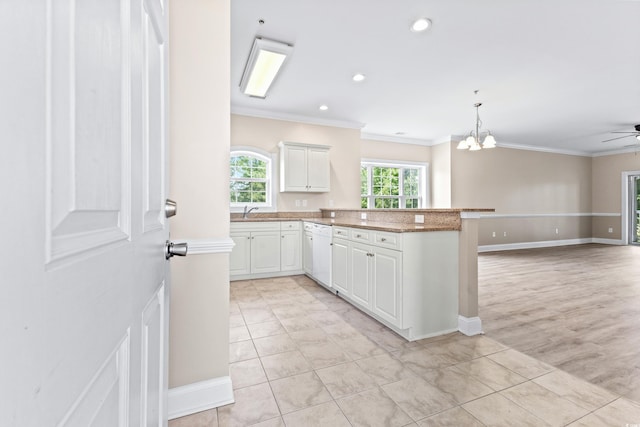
(250, 232), (281, 274)
(281, 230), (302, 272)
(351, 242), (372, 309)
(307, 147), (330, 192)
(331, 238), (351, 296)
(372, 248), (403, 327)
(0, 1), (170, 426)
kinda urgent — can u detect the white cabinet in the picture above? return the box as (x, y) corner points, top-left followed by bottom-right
(250, 232), (281, 274)
(311, 224), (332, 286)
(371, 246), (402, 326)
(303, 223), (314, 275)
(350, 242), (373, 310)
(281, 221), (301, 272)
(279, 141), (330, 192)
(230, 232), (251, 276)
(231, 221), (303, 279)
(331, 237), (350, 296)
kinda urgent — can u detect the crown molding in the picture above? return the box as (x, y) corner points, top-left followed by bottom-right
(360, 132), (432, 146)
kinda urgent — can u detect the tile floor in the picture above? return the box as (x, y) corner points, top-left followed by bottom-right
(170, 275), (640, 426)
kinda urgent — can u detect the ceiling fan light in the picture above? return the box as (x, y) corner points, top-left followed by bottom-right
(482, 134), (497, 148)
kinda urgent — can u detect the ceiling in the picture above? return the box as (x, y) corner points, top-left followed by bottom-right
(230, 0), (640, 155)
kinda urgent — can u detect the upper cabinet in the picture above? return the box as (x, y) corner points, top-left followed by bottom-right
(279, 141), (330, 192)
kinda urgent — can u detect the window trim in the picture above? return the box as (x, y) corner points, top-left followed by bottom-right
(230, 146), (278, 213)
(360, 158), (430, 209)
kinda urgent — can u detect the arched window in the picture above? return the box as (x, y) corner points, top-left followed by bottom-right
(230, 148), (274, 209)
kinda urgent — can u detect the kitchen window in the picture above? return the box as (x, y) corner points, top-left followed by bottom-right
(360, 160), (428, 209)
(230, 148), (276, 211)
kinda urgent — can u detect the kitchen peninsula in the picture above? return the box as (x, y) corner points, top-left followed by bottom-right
(230, 208), (492, 341)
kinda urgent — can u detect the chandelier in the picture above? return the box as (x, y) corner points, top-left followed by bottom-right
(457, 102), (497, 151)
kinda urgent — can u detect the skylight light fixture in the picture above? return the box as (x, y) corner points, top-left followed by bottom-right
(457, 102), (498, 150)
(239, 37), (293, 98)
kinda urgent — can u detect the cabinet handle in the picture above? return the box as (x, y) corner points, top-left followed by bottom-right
(356, 234), (361, 238)
(247, 237), (250, 240)
(381, 237), (387, 242)
(282, 235), (285, 238)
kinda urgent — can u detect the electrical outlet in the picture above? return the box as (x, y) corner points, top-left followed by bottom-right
(361, 212), (367, 220)
(295, 200), (300, 207)
(415, 214), (424, 223)
(330, 211), (335, 218)
(608, 227), (613, 233)
(503, 231), (507, 237)
(302, 199), (307, 207)
(329, 199), (334, 207)
(555, 228), (559, 234)
(492, 231), (496, 237)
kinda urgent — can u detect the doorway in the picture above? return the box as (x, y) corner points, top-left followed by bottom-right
(630, 175), (640, 245)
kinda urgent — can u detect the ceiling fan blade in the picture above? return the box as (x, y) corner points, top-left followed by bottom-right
(610, 131), (637, 134)
(602, 134), (636, 142)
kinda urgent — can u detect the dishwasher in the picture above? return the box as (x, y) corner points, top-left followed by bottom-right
(311, 223), (332, 287)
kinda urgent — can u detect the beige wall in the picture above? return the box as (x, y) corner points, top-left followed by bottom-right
(231, 114), (362, 210)
(592, 152), (640, 239)
(360, 138), (431, 163)
(169, 0), (230, 388)
(431, 141), (452, 208)
(448, 145), (593, 246)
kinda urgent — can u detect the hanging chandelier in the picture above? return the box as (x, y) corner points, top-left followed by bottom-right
(457, 102), (497, 151)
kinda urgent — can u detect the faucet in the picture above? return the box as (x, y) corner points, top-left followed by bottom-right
(243, 206), (259, 219)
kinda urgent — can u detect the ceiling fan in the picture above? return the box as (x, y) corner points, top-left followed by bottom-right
(602, 124), (640, 143)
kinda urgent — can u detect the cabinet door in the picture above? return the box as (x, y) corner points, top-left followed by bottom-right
(281, 230), (302, 272)
(281, 144), (308, 192)
(350, 242), (372, 309)
(371, 247), (402, 327)
(307, 147), (330, 192)
(331, 238), (350, 296)
(230, 232), (251, 276)
(303, 231), (313, 275)
(251, 232), (281, 274)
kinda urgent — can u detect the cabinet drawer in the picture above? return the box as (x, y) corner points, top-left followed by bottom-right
(373, 231), (402, 250)
(332, 227), (349, 239)
(350, 229), (371, 243)
(280, 221), (300, 231)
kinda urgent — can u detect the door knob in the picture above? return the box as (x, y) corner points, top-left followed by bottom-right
(165, 241), (188, 259)
(165, 199), (178, 218)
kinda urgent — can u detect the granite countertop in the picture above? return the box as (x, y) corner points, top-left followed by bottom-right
(231, 217), (459, 232)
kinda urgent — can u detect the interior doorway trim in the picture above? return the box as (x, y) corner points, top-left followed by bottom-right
(620, 170), (640, 245)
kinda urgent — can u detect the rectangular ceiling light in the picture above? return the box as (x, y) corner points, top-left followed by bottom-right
(240, 38), (293, 98)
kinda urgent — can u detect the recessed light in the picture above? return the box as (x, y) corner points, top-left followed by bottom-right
(352, 73), (366, 82)
(319, 104), (329, 111)
(411, 18), (431, 32)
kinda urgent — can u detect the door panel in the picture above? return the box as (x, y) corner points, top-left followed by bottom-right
(0, 0), (170, 425)
(331, 238), (350, 295)
(251, 232), (281, 273)
(372, 248), (402, 327)
(351, 242), (371, 309)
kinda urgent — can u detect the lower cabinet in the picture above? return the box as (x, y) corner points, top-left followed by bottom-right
(303, 227), (313, 275)
(230, 221), (302, 279)
(331, 237), (350, 295)
(370, 246), (402, 327)
(350, 242), (372, 309)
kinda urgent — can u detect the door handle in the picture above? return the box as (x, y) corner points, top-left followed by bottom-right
(165, 241), (188, 259)
(165, 199), (178, 218)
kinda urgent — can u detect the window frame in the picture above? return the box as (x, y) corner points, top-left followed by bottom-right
(230, 146), (277, 213)
(360, 159), (429, 209)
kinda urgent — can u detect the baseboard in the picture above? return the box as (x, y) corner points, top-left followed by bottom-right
(168, 376), (234, 420)
(479, 238), (593, 253)
(458, 316), (483, 336)
(591, 238), (624, 245)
